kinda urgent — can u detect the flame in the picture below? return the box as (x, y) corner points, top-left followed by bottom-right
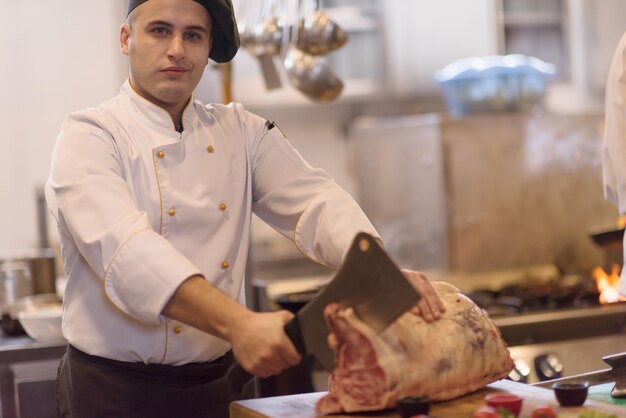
(592, 264), (626, 304)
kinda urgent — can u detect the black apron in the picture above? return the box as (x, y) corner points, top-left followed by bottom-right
(56, 345), (255, 418)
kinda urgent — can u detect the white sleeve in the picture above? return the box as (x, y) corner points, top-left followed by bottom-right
(603, 32), (626, 215)
(602, 32), (626, 296)
(249, 117), (380, 269)
(46, 113), (200, 324)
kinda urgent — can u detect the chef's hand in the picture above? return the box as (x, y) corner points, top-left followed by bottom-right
(230, 310), (302, 378)
(402, 270), (446, 322)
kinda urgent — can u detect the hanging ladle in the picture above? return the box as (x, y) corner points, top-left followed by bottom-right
(248, 0), (347, 57)
(283, 0), (343, 102)
(238, 0), (282, 89)
(296, 0), (348, 56)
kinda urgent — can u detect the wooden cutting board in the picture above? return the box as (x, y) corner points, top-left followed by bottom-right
(230, 380), (626, 418)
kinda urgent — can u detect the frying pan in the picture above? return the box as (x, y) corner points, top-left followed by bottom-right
(589, 227), (625, 249)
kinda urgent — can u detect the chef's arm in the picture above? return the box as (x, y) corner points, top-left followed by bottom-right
(47, 117), (210, 324)
(162, 275), (301, 378)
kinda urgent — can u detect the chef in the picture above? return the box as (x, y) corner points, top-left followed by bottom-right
(45, 1), (446, 417)
(604, 31), (626, 297)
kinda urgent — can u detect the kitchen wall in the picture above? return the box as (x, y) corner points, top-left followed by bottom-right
(381, 0), (498, 96)
(0, 0), (128, 252)
(441, 112), (615, 274)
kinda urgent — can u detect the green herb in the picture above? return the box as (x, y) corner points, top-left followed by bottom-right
(496, 407), (515, 418)
(578, 411), (618, 418)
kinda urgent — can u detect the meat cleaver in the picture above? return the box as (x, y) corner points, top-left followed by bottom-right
(533, 352), (626, 398)
(283, 232), (422, 372)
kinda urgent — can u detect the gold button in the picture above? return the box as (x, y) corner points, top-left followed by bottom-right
(207, 145), (215, 153)
(157, 151), (165, 158)
(173, 325), (182, 334)
(219, 202), (227, 211)
(221, 261), (230, 270)
(167, 208), (176, 216)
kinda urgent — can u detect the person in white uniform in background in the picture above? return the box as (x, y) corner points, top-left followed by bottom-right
(604, 31), (626, 297)
(45, 0), (446, 417)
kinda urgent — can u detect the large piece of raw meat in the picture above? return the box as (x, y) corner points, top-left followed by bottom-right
(317, 281), (515, 414)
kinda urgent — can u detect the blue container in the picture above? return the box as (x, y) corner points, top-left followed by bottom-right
(434, 55), (555, 116)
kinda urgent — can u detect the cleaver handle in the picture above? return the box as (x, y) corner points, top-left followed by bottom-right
(284, 317), (307, 355)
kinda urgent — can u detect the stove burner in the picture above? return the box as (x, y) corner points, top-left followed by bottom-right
(468, 278), (601, 317)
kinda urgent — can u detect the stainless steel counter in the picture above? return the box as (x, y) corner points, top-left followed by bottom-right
(0, 336), (66, 363)
(493, 302), (626, 346)
(0, 336), (66, 418)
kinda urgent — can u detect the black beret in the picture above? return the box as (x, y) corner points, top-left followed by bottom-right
(127, 0), (239, 63)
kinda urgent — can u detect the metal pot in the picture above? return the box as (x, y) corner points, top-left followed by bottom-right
(0, 249), (56, 296)
(0, 249), (57, 335)
(0, 261), (34, 308)
(589, 227), (625, 267)
(589, 227), (625, 249)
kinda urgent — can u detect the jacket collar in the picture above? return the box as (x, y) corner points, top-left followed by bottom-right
(121, 80), (197, 133)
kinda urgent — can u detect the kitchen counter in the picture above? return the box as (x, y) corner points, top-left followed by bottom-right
(590, 383), (626, 407)
(230, 380), (626, 418)
(0, 335), (66, 418)
(0, 335), (66, 363)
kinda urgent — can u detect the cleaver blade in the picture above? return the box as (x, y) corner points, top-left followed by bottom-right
(532, 352), (626, 398)
(283, 232), (421, 371)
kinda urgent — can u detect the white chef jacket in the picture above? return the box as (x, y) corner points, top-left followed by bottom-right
(46, 81), (379, 365)
(603, 31), (626, 295)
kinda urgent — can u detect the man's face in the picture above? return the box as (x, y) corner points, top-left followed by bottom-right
(120, 0), (212, 110)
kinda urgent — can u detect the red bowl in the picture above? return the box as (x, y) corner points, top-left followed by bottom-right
(485, 392), (523, 417)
